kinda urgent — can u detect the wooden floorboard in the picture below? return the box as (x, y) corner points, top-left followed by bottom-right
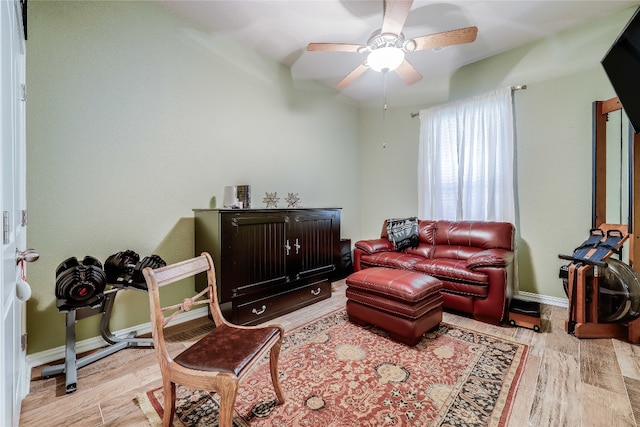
(625, 376), (640, 425)
(20, 280), (640, 426)
(528, 348), (582, 426)
(582, 382), (635, 427)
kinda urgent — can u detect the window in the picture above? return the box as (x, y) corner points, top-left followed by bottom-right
(418, 87), (516, 224)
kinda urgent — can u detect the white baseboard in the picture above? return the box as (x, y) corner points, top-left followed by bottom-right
(26, 306), (209, 369)
(515, 291), (568, 308)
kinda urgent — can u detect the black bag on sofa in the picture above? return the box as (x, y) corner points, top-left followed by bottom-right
(386, 217), (419, 251)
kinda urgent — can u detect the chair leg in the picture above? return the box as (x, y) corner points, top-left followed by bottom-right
(218, 379), (239, 427)
(269, 339), (285, 404)
(162, 380), (176, 427)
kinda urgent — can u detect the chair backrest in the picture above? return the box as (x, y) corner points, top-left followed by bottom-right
(142, 252), (224, 369)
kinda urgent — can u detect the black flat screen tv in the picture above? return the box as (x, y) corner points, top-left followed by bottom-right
(602, 7), (640, 134)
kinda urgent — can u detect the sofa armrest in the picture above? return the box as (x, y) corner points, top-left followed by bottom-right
(466, 249), (514, 269)
(354, 238), (394, 255)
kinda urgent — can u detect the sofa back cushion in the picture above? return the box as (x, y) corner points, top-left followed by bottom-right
(381, 220), (437, 258)
(407, 220), (437, 257)
(433, 220), (514, 259)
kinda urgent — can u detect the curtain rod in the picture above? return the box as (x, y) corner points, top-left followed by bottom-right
(409, 84), (527, 118)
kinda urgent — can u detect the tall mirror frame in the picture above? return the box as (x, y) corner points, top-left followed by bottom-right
(593, 97), (640, 267)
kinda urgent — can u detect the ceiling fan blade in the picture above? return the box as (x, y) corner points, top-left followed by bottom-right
(412, 26), (478, 51)
(381, 0), (414, 35)
(336, 63), (369, 89)
(394, 60), (422, 85)
(307, 43), (363, 53)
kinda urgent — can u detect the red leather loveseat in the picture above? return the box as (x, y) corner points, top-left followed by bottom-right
(353, 220), (515, 325)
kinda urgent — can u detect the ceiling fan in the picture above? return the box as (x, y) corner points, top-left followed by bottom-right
(306, 0), (478, 89)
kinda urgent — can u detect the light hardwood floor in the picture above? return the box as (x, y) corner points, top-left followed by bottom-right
(20, 280), (640, 426)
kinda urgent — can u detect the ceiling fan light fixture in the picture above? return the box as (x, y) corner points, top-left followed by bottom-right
(367, 46), (405, 72)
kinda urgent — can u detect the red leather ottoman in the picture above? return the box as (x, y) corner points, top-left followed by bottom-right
(345, 267), (443, 346)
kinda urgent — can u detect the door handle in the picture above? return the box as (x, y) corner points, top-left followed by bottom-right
(16, 249), (38, 302)
(16, 248), (39, 264)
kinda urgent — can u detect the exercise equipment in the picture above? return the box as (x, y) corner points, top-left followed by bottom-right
(571, 228), (605, 259)
(104, 250), (139, 284)
(558, 224), (640, 342)
(55, 256), (107, 311)
(131, 255), (166, 285)
(105, 250), (166, 289)
(598, 258), (640, 323)
(43, 251), (165, 393)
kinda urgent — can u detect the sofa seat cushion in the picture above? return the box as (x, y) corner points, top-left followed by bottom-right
(413, 258), (488, 290)
(359, 252), (422, 270)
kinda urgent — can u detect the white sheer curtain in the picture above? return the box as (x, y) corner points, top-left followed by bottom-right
(418, 87), (516, 223)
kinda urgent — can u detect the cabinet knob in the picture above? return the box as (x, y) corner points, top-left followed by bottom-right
(294, 238), (301, 254)
(311, 287), (321, 296)
(284, 240), (291, 255)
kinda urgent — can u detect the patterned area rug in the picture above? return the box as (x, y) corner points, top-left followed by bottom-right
(136, 310), (527, 426)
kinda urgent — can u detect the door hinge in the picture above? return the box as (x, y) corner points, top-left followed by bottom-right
(21, 210), (28, 226)
(3, 211), (9, 244)
(21, 84), (27, 102)
(21, 334), (27, 351)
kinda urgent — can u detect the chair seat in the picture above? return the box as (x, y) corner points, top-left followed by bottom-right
(174, 324), (280, 376)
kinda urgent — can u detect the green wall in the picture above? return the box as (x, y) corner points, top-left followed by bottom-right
(357, 6), (639, 299)
(26, 1), (640, 355)
(25, 1), (361, 354)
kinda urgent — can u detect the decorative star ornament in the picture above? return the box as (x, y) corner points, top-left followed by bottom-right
(263, 192), (279, 208)
(285, 192), (301, 208)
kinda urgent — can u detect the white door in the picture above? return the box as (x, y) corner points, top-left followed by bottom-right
(1, 1), (31, 426)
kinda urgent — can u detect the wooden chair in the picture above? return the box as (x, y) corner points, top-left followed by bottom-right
(142, 252), (285, 427)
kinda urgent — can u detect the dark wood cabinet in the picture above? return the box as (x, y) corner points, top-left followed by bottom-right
(193, 208), (341, 324)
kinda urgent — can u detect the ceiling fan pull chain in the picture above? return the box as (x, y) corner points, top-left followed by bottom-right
(382, 72), (388, 149)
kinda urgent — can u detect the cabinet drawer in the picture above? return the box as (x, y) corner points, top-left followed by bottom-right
(234, 279), (331, 325)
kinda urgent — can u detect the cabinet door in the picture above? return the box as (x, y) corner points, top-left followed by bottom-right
(288, 209), (340, 280)
(220, 212), (289, 301)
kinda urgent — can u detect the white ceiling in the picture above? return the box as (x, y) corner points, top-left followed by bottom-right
(159, 1), (639, 103)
